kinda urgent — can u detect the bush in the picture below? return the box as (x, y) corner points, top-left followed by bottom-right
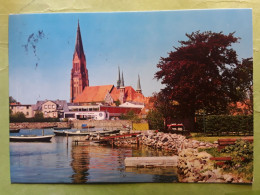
(195, 115), (253, 135)
(10, 115), (60, 123)
(146, 110), (164, 130)
(120, 110), (141, 123)
(221, 139), (253, 182)
(221, 139), (253, 162)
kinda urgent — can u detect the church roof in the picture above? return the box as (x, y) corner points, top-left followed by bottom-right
(74, 20), (85, 59)
(74, 85), (114, 103)
(73, 82), (147, 104)
(110, 86), (146, 103)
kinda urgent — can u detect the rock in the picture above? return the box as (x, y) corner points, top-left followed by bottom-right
(197, 151), (212, 159)
(223, 174), (234, 183)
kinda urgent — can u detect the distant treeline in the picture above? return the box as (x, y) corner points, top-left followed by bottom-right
(10, 117), (60, 123)
(10, 111), (60, 123)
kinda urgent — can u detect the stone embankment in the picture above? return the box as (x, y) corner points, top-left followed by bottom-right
(130, 131), (243, 183)
(178, 148), (244, 183)
(139, 131), (217, 152)
(10, 122), (69, 129)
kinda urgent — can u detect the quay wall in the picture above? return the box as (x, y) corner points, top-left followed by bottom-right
(73, 120), (132, 129)
(10, 122), (69, 129)
(9, 120), (133, 129)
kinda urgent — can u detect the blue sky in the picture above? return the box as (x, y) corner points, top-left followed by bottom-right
(9, 9), (253, 104)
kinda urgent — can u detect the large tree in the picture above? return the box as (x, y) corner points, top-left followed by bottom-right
(155, 31), (252, 129)
(149, 92), (176, 130)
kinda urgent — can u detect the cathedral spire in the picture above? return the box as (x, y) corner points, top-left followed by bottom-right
(117, 66), (121, 89)
(136, 74), (142, 93)
(70, 20), (89, 103)
(74, 20), (85, 58)
(120, 71), (125, 88)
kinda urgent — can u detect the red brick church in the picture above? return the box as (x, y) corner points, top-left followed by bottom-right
(70, 21), (149, 106)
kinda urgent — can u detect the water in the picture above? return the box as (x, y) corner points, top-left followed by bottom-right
(10, 129), (178, 183)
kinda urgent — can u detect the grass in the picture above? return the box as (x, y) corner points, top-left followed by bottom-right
(190, 133), (250, 143)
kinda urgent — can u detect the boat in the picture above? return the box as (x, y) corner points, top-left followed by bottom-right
(10, 129), (20, 133)
(42, 125), (58, 129)
(82, 124), (95, 129)
(93, 129), (121, 135)
(10, 135), (54, 142)
(53, 127), (71, 130)
(53, 130), (92, 136)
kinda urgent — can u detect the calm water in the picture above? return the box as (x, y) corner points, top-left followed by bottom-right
(10, 129), (178, 183)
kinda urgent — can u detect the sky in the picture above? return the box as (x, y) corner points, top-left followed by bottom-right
(9, 9), (253, 104)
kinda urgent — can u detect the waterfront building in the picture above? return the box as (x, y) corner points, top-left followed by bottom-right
(66, 103), (142, 119)
(33, 100), (69, 118)
(10, 102), (34, 118)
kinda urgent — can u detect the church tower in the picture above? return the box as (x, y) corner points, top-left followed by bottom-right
(117, 66), (121, 89)
(136, 74), (142, 94)
(70, 20), (89, 103)
(119, 71), (125, 104)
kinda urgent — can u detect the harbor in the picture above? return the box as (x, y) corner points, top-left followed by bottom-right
(9, 128), (178, 183)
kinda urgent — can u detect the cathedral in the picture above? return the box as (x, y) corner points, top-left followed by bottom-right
(70, 21), (148, 106)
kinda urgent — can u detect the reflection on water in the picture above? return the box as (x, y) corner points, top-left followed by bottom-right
(10, 129), (178, 183)
(70, 143), (90, 183)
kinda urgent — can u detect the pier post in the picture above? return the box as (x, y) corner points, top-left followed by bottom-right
(111, 139), (114, 148)
(66, 133), (68, 146)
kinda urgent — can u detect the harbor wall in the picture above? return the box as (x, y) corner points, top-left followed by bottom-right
(73, 120), (132, 129)
(9, 122), (69, 129)
(9, 120), (134, 129)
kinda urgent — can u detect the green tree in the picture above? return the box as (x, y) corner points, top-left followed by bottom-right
(146, 109), (164, 130)
(120, 110), (141, 123)
(10, 112), (26, 122)
(150, 92), (177, 130)
(114, 100), (120, 106)
(34, 111), (44, 119)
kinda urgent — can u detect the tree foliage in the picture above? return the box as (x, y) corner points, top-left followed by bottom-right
(34, 111), (44, 119)
(155, 31), (252, 117)
(146, 109), (164, 130)
(9, 96), (17, 103)
(120, 110), (141, 123)
(149, 92), (177, 130)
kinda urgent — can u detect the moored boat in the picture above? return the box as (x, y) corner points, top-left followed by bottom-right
(53, 130), (92, 136)
(53, 127), (71, 130)
(82, 124), (95, 129)
(93, 129), (121, 135)
(10, 129), (20, 133)
(10, 135), (54, 142)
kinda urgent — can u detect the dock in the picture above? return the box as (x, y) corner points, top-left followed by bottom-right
(125, 156), (178, 167)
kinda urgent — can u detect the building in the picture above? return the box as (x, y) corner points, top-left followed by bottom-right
(33, 100), (69, 118)
(70, 21), (149, 108)
(70, 20), (89, 103)
(10, 102), (34, 118)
